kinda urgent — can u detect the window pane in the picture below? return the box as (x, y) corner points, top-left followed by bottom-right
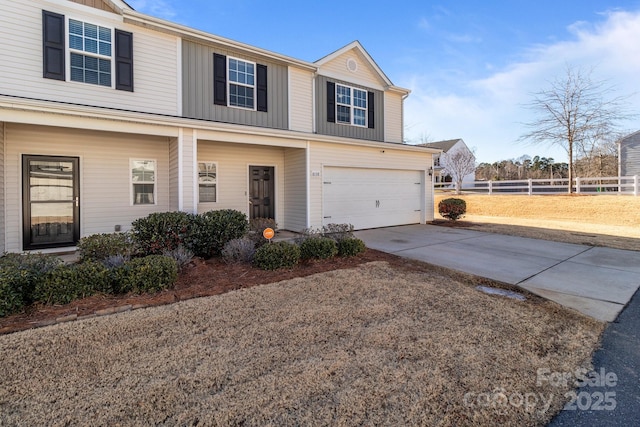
(132, 160), (155, 182)
(70, 52), (83, 67)
(229, 84), (254, 108)
(99, 26), (111, 42)
(69, 20), (83, 36)
(337, 105), (350, 123)
(354, 108), (366, 126)
(354, 89), (367, 108)
(84, 23), (98, 39)
(99, 41), (111, 56)
(69, 35), (83, 50)
(99, 72), (111, 87)
(337, 85), (351, 104)
(133, 184), (154, 204)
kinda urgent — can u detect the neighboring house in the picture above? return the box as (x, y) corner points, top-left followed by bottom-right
(618, 131), (640, 177)
(418, 139), (476, 184)
(0, 0), (438, 253)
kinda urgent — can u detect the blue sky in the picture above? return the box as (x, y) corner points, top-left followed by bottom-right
(129, 0), (640, 163)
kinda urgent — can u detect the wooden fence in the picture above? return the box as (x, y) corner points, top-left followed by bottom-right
(435, 176), (639, 195)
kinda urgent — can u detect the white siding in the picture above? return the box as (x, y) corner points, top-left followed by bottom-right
(4, 123), (171, 252)
(288, 67), (314, 133)
(284, 147), (307, 231)
(384, 92), (403, 143)
(197, 141), (287, 228)
(308, 141), (433, 229)
(169, 137), (179, 211)
(319, 49), (385, 89)
(0, 0), (179, 116)
(0, 122), (4, 252)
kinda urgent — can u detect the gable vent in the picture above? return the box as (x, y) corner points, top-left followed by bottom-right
(346, 58), (358, 73)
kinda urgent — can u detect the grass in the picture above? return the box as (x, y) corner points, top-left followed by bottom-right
(0, 261), (603, 426)
(434, 194), (640, 251)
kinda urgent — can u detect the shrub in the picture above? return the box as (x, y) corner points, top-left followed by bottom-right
(34, 261), (110, 305)
(337, 237), (366, 257)
(189, 210), (248, 258)
(102, 254), (129, 269)
(0, 253), (61, 316)
(111, 255), (178, 294)
(322, 223), (355, 242)
(253, 241), (300, 270)
(248, 217), (278, 247)
(438, 198), (467, 221)
(131, 212), (194, 256)
(221, 238), (256, 263)
(78, 232), (134, 262)
(162, 245), (194, 271)
(299, 237), (338, 260)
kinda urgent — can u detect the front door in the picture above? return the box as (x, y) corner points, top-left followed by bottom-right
(22, 155), (80, 250)
(249, 165), (275, 220)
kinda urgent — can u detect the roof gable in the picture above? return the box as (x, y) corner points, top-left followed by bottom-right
(315, 41), (408, 94)
(69, 0), (133, 14)
(419, 139), (463, 153)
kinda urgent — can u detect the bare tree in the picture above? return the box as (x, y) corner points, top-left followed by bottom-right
(519, 65), (633, 193)
(440, 148), (476, 194)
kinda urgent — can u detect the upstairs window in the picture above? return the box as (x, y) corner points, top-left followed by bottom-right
(335, 84), (368, 127)
(228, 58), (255, 109)
(69, 19), (112, 87)
(42, 10), (134, 91)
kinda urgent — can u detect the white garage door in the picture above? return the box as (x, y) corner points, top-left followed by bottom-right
(323, 167), (423, 230)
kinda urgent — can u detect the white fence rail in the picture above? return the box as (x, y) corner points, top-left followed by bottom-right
(435, 176), (639, 196)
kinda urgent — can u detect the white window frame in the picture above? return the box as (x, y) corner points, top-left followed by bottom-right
(198, 161), (218, 203)
(66, 17), (115, 88)
(130, 159), (157, 206)
(227, 56), (256, 110)
(336, 83), (367, 127)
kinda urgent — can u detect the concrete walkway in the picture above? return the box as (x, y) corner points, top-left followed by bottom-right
(355, 224), (640, 322)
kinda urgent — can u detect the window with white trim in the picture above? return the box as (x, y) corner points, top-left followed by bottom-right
(228, 57), (255, 109)
(68, 19), (112, 87)
(336, 84), (367, 127)
(198, 162), (217, 203)
(131, 160), (156, 205)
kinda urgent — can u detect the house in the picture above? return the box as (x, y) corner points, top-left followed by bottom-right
(618, 131), (640, 177)
(0, 0), (438, 253)
(418, 139), (475, 184)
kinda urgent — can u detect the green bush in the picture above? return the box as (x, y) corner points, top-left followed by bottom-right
(78, 232), (134, 262)
(0, 253), (61, 316)
(299, 237), (338, 260)
(189, 210), (248, 258)
(34, 261), (110, 305)
(221, 237), (256, 263)
(322, 223), (355, 242)
(253, 241), (300, 270)
(438, 198), (467, 221)
(337, 237), (366, 257)
(111, 255), (178, 294)
(131, 212), (194, 255)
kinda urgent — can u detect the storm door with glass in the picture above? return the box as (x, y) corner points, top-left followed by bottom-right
(22, 155), (80, 250)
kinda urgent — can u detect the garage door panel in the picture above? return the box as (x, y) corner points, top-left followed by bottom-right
(323, 167), (423, 230)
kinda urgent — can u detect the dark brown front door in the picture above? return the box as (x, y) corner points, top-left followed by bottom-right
(22, 155), (80, 250)
(249, 165), (275, 220)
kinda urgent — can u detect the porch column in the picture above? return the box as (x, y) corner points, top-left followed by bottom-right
(177, 128), (198, 214)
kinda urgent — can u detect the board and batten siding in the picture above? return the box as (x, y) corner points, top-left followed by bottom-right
(284, 147), (307, 231)
(0, 122), (4, 252)
(182, 40), (288, 129)
(0, 0), (179, 116)
(196, 141), (287, 227)
(384, 92), (403, 143)
(288, 67), (314, 133)
(307, 141), (433, 229)
(315, 75), (384, 142)
(620, 133), (640, 176)
(4, 124), (170, 252)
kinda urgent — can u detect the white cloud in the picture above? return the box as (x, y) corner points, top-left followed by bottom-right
(403, 10), (640, 163)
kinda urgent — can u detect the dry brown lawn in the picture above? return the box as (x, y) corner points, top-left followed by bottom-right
(0, 261), (603, 426)
(434, 194), (640, 251)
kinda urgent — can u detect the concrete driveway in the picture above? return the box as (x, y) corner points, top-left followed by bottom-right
(355, 224), (640, 322)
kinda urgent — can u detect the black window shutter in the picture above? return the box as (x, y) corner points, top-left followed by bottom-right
(213, 53), (227, 106)
(326, 81), (335, 123)
(42, 10), (65, 81)
(256, 64), (268, 112)
(115, 29), (134, 91)
(367, 91), (375, 129)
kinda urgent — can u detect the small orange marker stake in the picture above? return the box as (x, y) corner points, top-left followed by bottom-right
(262, 227), (275, 242)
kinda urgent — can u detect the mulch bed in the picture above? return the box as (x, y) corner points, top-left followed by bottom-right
(0, 249), (397, 335)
